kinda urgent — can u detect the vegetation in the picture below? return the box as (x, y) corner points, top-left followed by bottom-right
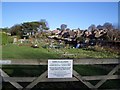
(1, 32), (13, 45)
(1, 26), (119, 59)
(2, 43), (119, 59)
(10, 20), (49, 36)
(2, 44), (59, 59)
(88, 22), (120, 41)
(1, 20), (120, 89)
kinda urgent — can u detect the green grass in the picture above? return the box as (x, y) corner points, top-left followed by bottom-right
(0, 32), (13, 45)
(2, 65), (47, 77)
(2, 44), (60, 59)
(61, 48), (119, 59)
(2, 43), (119, 59)
(1, 32), (8, 45)
(74, 65), (109, 76)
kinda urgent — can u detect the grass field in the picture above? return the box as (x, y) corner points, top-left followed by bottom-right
(2, 43), (119, 59)
(2, 44), (60, 59)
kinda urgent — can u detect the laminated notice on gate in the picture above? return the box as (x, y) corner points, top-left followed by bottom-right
(48, 59), (73, 78)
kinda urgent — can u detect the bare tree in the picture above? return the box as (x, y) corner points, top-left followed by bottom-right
(88, 24), (96, 31)
(103, 22), (113, 30)
(61, 24), (67, 30)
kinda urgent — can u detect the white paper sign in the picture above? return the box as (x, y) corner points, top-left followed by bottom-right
(48, 59), (73, 78)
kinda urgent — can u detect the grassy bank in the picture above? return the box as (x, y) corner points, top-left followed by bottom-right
(2, 44), (119, 59)
(2, 44), (60, 59)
